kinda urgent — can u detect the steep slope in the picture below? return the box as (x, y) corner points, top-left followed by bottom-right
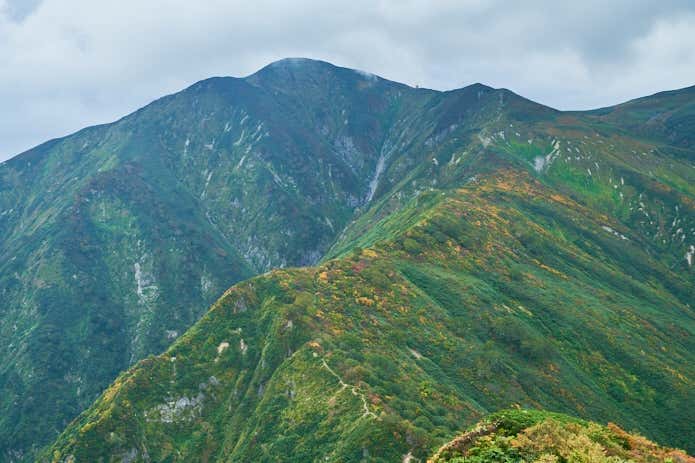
(44, 163), (693, 461)
(328, 89), (695, 278)
(586, 84), (695, 150)
(4, 60), (695, 461)
(429, 409), (693, 463)
(0, 59), (441, 461)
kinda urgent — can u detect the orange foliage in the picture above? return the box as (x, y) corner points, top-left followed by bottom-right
(355, 296), (375, 307)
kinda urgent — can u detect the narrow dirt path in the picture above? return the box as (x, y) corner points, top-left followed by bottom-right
(321, 359), (377, 419)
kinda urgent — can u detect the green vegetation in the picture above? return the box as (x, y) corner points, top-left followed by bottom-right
(0, 59), (436, 460)
(43, 168), (693, 461)
(1, 59), (693, 461)
(430, 408), (694, 463)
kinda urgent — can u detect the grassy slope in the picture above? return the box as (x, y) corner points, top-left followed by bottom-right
(429, 408), (694, 463)
(585, 84), (695, 151)
(0, 60), (438, 460)
(43, 167), (693, 462)
(4, 62), (694, 461)
(0, 134), (255, 460)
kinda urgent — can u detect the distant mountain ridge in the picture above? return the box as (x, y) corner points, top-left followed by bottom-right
(0, 58), (692, 462)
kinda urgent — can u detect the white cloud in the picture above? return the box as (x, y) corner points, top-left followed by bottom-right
(0, 0), (694, 160)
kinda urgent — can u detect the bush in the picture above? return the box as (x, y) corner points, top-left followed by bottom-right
(403, 237), (423, 255)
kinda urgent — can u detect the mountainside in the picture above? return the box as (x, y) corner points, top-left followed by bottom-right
(586, 85), (695, 151)
(0, 59), (440, 460)
(43, 165), (694, 461)
(2, 59), (694, 462)
(43, 73), (695, 460)
(429, 409), (694, 463)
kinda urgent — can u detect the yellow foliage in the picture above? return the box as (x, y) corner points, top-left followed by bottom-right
(538, 262), (566, 278)
(512, 420), (610, 462)
(535, 454), (559, 463)
(308, 341), (322, 351)
(362, 249), (378, 258)
(79, 421), (96, 435)
(355, 296), (375, 307)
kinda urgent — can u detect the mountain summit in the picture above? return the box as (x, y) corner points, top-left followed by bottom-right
(0, 59), (693, 462)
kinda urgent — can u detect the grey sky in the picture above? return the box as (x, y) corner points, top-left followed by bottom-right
(1, 0), (694, 161)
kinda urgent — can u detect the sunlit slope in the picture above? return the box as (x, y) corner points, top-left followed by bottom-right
(45, 168), (693, 462)
(429, 409), (693, 463)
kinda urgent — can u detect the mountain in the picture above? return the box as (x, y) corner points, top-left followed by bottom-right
(0, 58), (434, 460)
(34, 61), (695, 462)
(586, 84), (695, 151)
(429, 409), (694, 463)
(1, 59), (693, 462)
(42, 165), (694, 461)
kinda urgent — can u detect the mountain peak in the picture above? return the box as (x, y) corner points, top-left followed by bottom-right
(248, 57), (338, 79)
(265, 56), (331, 68)
(243, 57), (411, 97)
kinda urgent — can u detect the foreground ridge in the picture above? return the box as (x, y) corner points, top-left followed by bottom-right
(429, 408), (694, 463)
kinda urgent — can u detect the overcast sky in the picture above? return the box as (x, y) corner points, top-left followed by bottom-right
(1, 0), (695, 161)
